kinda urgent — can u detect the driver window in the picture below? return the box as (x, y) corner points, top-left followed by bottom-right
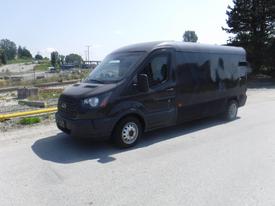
(145, 54), (169, 87)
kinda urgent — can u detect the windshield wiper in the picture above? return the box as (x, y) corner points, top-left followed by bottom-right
(87, 79), (105, 84)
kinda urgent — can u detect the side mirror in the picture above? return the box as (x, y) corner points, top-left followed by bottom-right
(137, 74), (149, 92)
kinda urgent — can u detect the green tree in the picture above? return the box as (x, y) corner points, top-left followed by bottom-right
(266, 39), (275, 74)
(35, 54), (43, 60)
(223, 0), (275, 73)
(65, 53), (83, 65)
(17, 46), (23, 58)
(0, 39), (17, 60)
(18, 46), (32, 59)
(51, 51), (59, 67)
(59, 55), (65, 65)
(183, 31), (198, 42)
(0, 49), (7, 65)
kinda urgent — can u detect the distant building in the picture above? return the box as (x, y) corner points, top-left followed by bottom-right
(61, 64), (75, 70)
(82, 60), (101, 69)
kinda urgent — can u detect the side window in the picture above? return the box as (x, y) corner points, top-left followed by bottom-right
(144, 54), (169, 87)
(176, 52), (199, 86)
(238, 61), (250, 77)
(176, 52), (212, 90)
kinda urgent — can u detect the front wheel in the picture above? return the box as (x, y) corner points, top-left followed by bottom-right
(223, 100), (238, 121)
(113, 117), (142, 148)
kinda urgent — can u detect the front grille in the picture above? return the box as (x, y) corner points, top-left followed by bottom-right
(58, 95), (79, 118)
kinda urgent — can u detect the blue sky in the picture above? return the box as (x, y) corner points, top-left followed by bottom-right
(0, 0), (233, 60)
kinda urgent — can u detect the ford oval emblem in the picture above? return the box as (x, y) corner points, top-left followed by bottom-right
(61, 102), (67, 109)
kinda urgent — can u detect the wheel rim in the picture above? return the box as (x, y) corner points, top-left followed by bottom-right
(228, 103), (237, 119)
(121, 122), (139, 144)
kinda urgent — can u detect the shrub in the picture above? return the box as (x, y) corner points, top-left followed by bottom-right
(19, 117), (41, 125)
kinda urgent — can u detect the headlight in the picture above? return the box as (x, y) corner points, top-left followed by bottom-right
(83, 97), (99, 108)
(83, 92), (112, 108)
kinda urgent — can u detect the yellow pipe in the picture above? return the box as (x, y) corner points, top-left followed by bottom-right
(0, 107), (57, 121)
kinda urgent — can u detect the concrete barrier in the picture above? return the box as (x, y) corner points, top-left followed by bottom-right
(18, 100), (47, 108)
(17, 88), (38, 99)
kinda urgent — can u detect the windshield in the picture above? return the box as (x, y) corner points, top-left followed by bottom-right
(85, 52), (145, 83)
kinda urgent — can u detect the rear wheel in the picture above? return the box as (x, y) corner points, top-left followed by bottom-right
(113, 117), (142, 148)
(223, 100), (238, 121)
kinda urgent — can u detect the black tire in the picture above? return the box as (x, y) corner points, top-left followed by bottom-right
(223, 100), (238, 121)
(112, 116), (142, 148)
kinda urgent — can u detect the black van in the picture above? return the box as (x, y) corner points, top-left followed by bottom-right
(56, 41), (247, 148)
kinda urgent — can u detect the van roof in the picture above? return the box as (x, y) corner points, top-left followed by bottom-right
(112, 41), (246, 55)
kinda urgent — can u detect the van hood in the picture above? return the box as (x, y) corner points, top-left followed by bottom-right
(62, 82), (117, 98)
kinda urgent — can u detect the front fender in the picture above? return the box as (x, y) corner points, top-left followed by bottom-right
(109, 100), (148, 130)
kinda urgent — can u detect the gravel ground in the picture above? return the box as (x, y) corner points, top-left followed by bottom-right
(0, 90), (58, 132)
(0, 87), (60, 114)
(0, 113), (55, 132)
(0, 91), (33, 113)
(0, 88), (275, 206)
(0, 63), (36, 73)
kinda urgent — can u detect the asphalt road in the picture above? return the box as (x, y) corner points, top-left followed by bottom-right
(1, 89), (275, 206)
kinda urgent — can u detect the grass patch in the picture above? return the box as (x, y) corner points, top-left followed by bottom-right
(19, 116), (41, 125)
(7, 58), (33, 64)
(28, 88), (63, 101)
(34, 61), (51, 71)
(38, 89), (63, 100)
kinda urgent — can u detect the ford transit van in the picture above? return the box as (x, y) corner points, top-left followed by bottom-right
(56, 41), (247, 148)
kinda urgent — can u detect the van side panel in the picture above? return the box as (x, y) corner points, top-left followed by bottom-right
(175, 52), (202, 122)
(175, 51), (246, 123)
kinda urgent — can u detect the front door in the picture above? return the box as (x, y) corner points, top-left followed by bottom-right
(138, 50), (176, 129)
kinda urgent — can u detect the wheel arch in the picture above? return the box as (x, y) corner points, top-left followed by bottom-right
(112, 112), (146, 134)
(228, 96), (239, 105)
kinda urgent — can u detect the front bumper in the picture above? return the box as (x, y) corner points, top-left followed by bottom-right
(55, 112), (116, 140)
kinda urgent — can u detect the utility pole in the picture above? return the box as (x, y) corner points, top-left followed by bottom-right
(84, 50), (88, 61)
(86, 45), (91, 62)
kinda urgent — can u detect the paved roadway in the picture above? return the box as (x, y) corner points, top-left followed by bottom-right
(0, 89), (275, 206)
(0, 63), (36, 73)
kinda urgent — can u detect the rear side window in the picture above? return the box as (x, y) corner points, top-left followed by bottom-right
(176, 51), (242, 84)
(175, 52), (212, 87)
(238, 61), (250, 76)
